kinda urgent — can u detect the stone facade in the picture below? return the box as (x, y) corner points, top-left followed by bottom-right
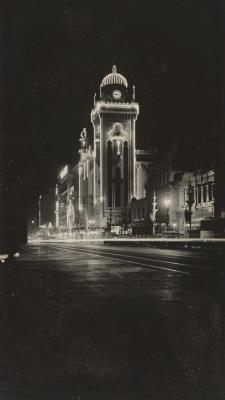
(131, 160), (215, 236)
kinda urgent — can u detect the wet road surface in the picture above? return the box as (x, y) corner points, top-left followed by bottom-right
(0, 242), (225, 399)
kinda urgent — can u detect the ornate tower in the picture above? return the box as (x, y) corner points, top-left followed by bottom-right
(91, 65), (139, 226)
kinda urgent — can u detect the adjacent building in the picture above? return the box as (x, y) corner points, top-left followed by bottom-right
(131, 148), (216, 236)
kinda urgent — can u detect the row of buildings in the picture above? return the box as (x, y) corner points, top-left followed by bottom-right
(38, 66), (222, 237)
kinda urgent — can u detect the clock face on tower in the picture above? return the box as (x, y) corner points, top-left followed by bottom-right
(113, 90), (122, 100)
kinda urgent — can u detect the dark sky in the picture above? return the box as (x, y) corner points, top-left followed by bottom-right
(1, 0), (223, 202)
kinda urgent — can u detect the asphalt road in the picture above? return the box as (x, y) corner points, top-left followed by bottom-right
(0, 242), (225, 400)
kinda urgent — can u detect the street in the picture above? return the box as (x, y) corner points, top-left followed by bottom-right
(0, 242), (225, 399)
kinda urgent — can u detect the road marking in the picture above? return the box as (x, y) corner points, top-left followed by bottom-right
(48, 245), (190, 276)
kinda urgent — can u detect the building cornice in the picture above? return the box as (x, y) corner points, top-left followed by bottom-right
(91, 100), (139, 121)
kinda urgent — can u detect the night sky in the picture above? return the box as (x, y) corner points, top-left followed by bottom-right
(1, 0), (224, 205)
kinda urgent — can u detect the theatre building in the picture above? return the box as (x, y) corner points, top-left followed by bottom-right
(56, 66), (148, 230)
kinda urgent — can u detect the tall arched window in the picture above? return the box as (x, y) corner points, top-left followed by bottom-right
(123, 141), (128, 206)
(107, 141), (112, 207)
(115, 167), (121, 207)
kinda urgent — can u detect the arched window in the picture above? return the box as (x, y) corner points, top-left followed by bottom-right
(107, 141), (112, 207)
(115, 167), (121, 207)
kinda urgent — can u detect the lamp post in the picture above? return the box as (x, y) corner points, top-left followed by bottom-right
(150, 190), (158, 236)
(38, 195), (42, 228)
(163, 198), (171, 233)
(31, 220), (35, 238)
(78, 205), (82, 236)
(185, 180), (194, 235)
(107, 209), (113, 236)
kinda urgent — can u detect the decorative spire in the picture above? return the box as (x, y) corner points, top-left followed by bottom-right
(132, 85), (136, 101)
(112, 65), (117, 73)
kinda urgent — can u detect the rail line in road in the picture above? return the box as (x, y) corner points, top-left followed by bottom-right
(40, 243), (223, 277)
(43, 244), (194, 275)
(69, 245), (217, 271)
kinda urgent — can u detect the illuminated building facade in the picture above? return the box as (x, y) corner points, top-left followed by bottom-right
(91, 65), (139, 226)
(56, 66), (145, 229)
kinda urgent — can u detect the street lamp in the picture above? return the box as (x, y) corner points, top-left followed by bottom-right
(150, 190), (158, 236)
(185, 180), (194, 235)
(38, 195), (42, 228)
(163, 198), (171, 232)
(107, 209), (113, 236)
(31, 220), (35, 238)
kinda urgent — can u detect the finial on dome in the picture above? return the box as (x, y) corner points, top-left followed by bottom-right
(79, 128), (87, 148)
(112, 65), (117, 73)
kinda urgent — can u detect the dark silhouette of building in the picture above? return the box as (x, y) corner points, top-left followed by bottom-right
(0, 160), (27, 256)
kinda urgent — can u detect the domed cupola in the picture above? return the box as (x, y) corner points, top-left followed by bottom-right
(100, 65), (129, 102)
(101, 65), (128, 88)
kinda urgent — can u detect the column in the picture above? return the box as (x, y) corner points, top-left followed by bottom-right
(201, 184), (204, 204)
(195, 186), (198, 205)
(193, 184), (196, 203)
(78, 166), (82, 210)
(211, 183), (215, 201)
(206, 184), (209, 202)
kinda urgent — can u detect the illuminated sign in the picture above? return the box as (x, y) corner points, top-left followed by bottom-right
(60, 165), (68, 180)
